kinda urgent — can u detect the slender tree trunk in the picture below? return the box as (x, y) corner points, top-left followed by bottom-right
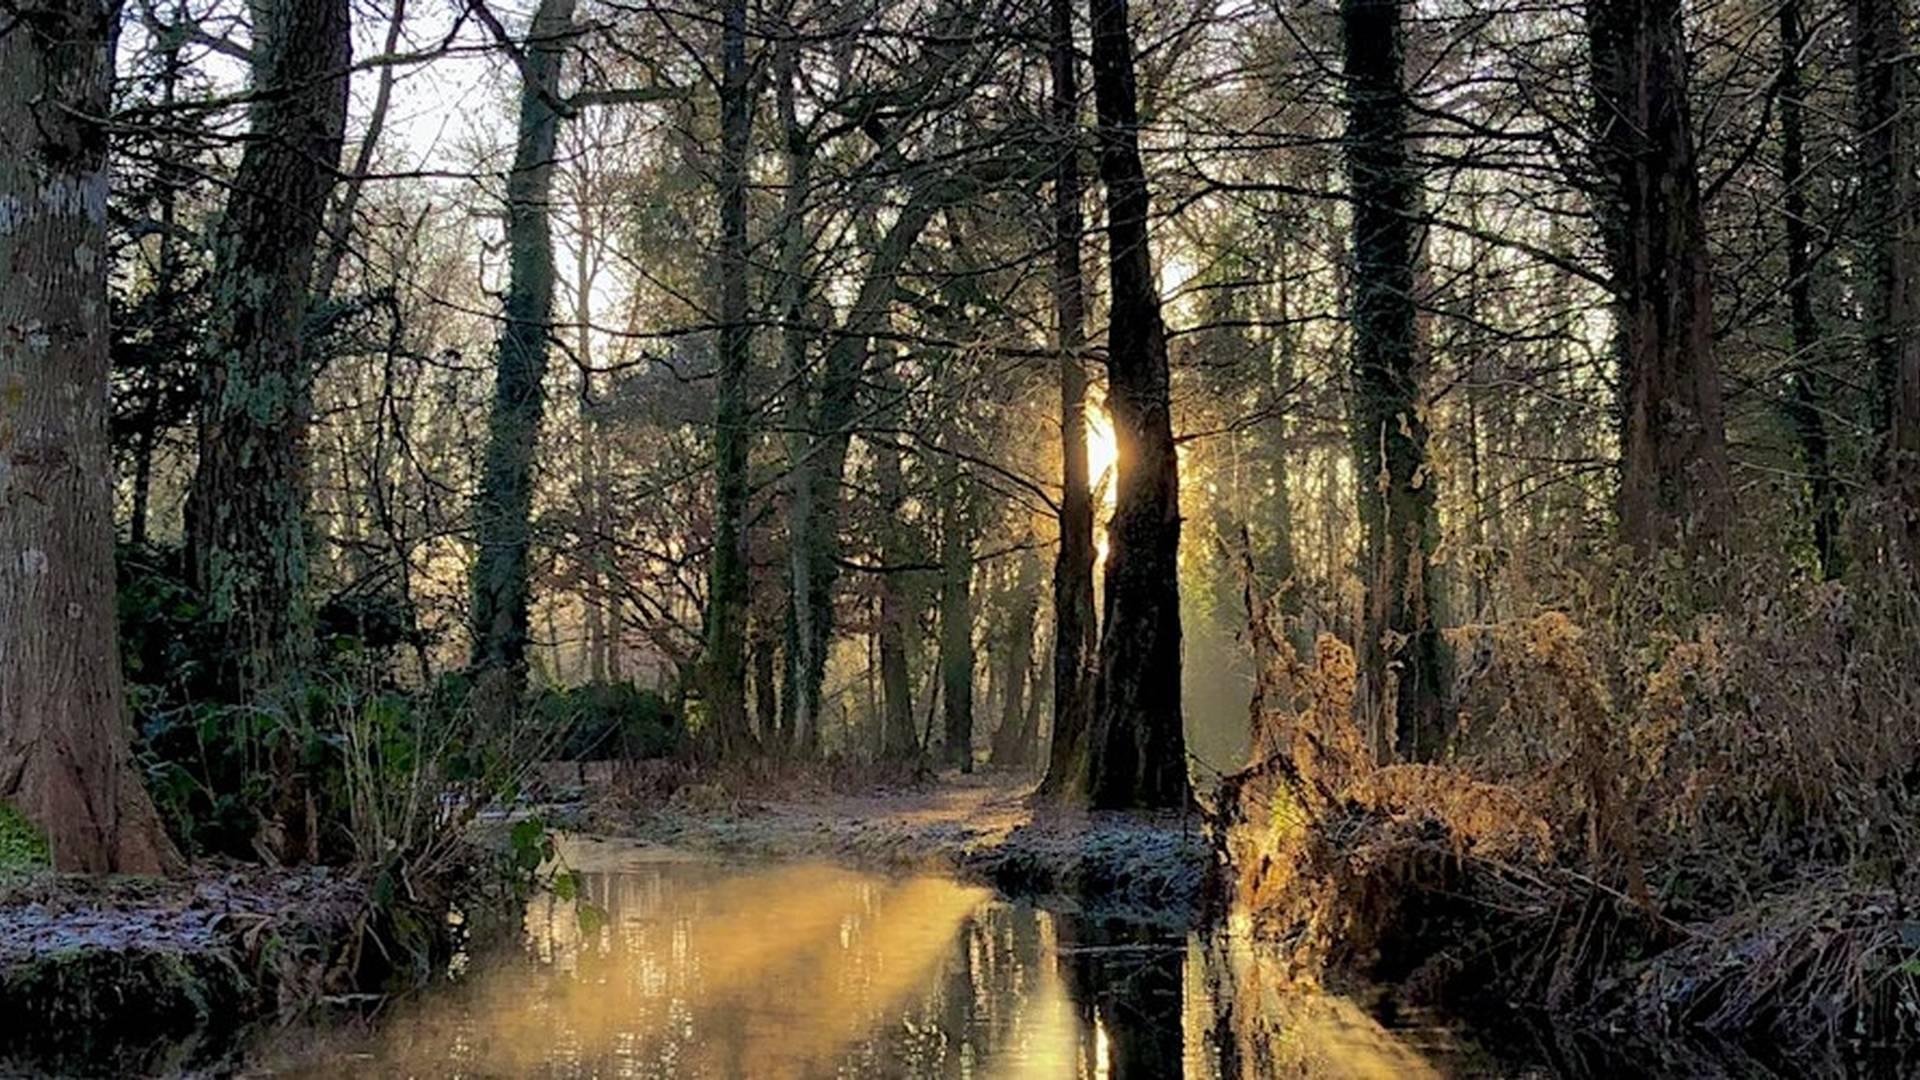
(704, 0), (756, 755)
(1083, 0), (1192, 810)
(186, 0), (350, 703)
(469, 0), (576, 690)
(874, 432), (919, 759)
(1852, 0), (1920, 558)
(1042, 0), (1099, 800)
(1779, 0), (1842, 578)
(774, 42), (818, 755)
(0, 0), (180, 873)
(1588, 0), (1733, 552)
(990, 547), (1042, 768)
(1344, 0), (1447, 762)
(310, 0), (406, 305)
(938, 472), (976, 773)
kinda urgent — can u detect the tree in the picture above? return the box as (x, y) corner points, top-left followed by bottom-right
(185, 0), (352, 701)
(1041, 0), (1099, 799)
(0, 0), (179, 872)
(1342, 0), (1446, 761)
(1777, 0), (1841, 578)
(702, 0), (758, 754)
(1083, 0), (1193, 810)
(937, 461), (976, 772)
(1851, 0), (1920, 558)
(469, 0), (577, 688)
(1587, 0), (1733, 551)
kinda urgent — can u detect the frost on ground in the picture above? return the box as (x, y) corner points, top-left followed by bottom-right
(583, 771), (1211, 923)
(0, 867), (363, 1074)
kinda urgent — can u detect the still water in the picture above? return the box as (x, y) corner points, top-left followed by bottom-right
(261, 839), (1487, 1078)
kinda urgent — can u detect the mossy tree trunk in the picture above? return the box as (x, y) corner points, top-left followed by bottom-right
(469, 0), (576, 692)
(1342, 0), (1447, 761)
(938, 459), (976, 772)
(703, 0), (757, 755)
(0, 0), (180, 873)
(1083, 0), (1193, 810)
(1588, 0), (1733, 552)
(1778, 0), (1842, 578)
(185, 0), (351, 703)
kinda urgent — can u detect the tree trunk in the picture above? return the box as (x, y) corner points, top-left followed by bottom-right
(1343, 0), (1447, 761)
(774, 42), (818, 756)
(938, 471), (975, 773)
(1083, 0), (1192, 810)
(1041, 0), (1099, 800)
(1779, 0), (1842, 578)
(186, 0), (350, 702)
(1852, 0), (1920, 558)
(704, 0), (756, 755)
(874, 432), (920, 759)
(989, 547), (1042, 768)
(469, 0), (576, 689)
(0, 0), (180, 873)
(1588, 0), (1733, 552)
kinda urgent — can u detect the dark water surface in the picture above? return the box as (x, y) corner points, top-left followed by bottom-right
(256, 838), (1506, 1078)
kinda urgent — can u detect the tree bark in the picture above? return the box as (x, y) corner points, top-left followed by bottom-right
(1041, 0), (1099, 800)
(874, 432), (919, 760)
(469, 0), (576, 687)
(1343, 0), (1447, 762)
(1779, 0), (1842, 578)
(704, 0), (756, 755)
(938, 469), (975, 772)
(1588, 0), (1734, 552)
(1083, 0), (1192, 810)
(989, 546), (1042, 768)
(0, 0), (180, 873)
(186, 0), (351, 702)
(1851, 0), (1920, 558)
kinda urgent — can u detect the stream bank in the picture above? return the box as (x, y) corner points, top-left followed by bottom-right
(582, 769), (1212, 923)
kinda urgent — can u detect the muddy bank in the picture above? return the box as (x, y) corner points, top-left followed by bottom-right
(0, 867), (365, 1075)
(582, 772), (1211, 923)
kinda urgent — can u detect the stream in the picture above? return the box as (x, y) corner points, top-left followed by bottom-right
(251, 837), (1512, 1078)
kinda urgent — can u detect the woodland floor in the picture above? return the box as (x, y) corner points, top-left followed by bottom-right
(580, 769), (1212, 923)
(0, 866), (365, 1074)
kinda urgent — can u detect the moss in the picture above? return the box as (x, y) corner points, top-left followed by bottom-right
(0, 944), (253, 1074)
(0, 802), (50, 871)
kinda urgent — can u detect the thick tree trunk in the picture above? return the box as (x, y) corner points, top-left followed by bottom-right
(1342, 0), (1447, 762)
(186, 0), (350, 702)
(1083, 0), (1192, 810)
(469, 0), (576, 688)
(0, 0), (180, 873)
(1779, 0), (1842, 578)
(938, 474), (975, 772)
(1852, 0), (1920, 557)
(1041, 0), (1099, 800)
(1588, 0), (1733, 552)
(704, 0), (756, 755)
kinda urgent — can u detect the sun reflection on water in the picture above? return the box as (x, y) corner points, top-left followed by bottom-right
(262, 840), (1468, 1078)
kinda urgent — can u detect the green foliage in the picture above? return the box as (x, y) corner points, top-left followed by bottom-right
(0, 802), (51, 872)
(528, 681), (682, 761)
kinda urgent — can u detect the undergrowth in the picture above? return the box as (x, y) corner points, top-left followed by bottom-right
(1213, 539), (1920, 1050)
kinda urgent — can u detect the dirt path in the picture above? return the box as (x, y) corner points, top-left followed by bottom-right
(580, 770), (1211, 922)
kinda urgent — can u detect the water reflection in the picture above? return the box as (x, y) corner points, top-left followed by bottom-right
(265, 842), (1461, 1078)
